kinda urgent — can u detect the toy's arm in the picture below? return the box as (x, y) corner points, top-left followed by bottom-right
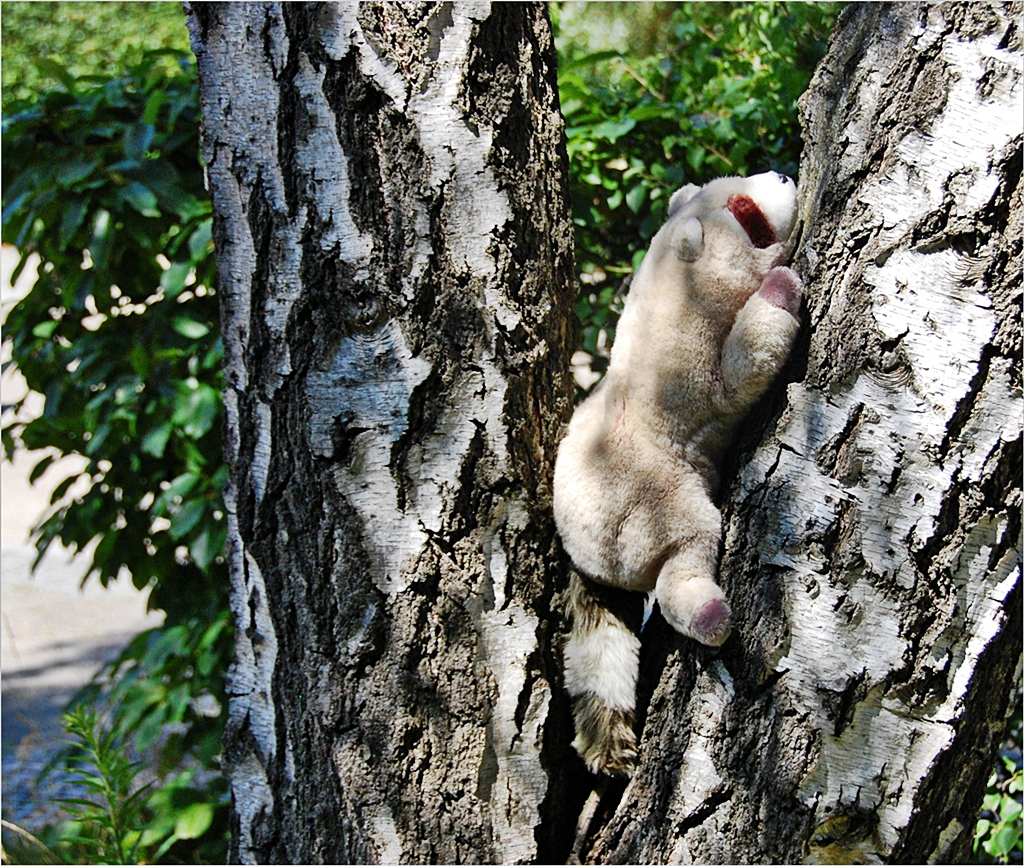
(720, 266), (803, 409)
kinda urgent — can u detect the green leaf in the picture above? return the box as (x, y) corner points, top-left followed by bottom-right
(31, 57), (78, 93)
(167, 683), (191, 721)
(49, 473), (78, 504)
(588, 116), (636, 143)
(986, 821), (1021, 857)
(169, 498), (205, 540)
(626, 184), (648, 214)
(1, 190), (32, 230)
(175, 801), (215, 839)
(142, 87), (167, 126)
(156, 472), (201, 509)
(31, 320), (59, 338)
(975, 817), (992, 844)
(628, 102), (676, 122)
(123, 123), (156, 161)
(160, 261), (192, 298)
(173, 316), (211, 339)
(687, 144), (705, 173)
(191, 523), (226, 573)
(118, 181), (160, 217)
(142, 423), (172, 458)
(93, 522), (123, 564)
(188, 218), (213, 259)
(984, 792), (1003, 813)
(1000, 796), (1022, 823)
(559, 49), (624, 74)
(173, 382), (219, 440)
(59, 197), (90, 248)
(28, 453), (57, 484)
(84, 422), (111, 456)
(57, 157), (98, 188)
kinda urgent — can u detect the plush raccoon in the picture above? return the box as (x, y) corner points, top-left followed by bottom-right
(554, 171), (802, 776)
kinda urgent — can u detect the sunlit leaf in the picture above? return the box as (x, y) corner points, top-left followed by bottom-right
(173, 316), (211, 339)
(175, 802), (215, 840)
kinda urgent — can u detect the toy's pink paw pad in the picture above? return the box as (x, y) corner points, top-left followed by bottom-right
(758, 267), (802, 316)
(692, 598), (732, 646)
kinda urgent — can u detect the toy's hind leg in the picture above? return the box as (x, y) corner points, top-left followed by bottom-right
(564, 571), (645, 777)
(654, 508), (732, 646)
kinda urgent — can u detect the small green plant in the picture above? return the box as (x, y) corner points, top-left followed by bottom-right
(53, 707), (156, 864)
(1, 707), (218, 865)
(974, 706), (1023, 865)
(974, 762), (1023, 862)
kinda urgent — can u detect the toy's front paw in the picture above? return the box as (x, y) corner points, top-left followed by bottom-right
(757, 266), (802, 317)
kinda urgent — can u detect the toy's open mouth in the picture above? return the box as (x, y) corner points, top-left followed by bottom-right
(727, 194), (777, 249)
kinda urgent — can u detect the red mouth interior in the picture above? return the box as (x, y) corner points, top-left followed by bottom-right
(727, 194), (777, 249)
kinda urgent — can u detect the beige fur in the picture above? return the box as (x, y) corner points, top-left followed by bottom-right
(555, 172), (802, 776)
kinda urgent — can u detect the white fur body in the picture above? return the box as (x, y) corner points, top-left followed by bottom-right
(555, 172), (803, 775)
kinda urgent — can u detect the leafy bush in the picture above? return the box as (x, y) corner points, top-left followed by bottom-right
(1, 50), (229, 860)
(552, 1), (840, 381)
(2, 51), (223, 614)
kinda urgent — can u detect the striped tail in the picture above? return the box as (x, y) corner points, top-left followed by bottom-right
(563, 571), (645, 777)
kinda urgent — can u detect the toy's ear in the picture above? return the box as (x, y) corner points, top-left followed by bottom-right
(672, 216), (704, 262)
(668, 184), (700, 217)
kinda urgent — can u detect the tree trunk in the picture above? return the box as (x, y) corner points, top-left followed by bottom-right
(578, 3), (1022, 864)
(187, 3), (580, 862)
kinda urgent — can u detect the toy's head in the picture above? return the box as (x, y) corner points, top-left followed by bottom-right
(665, 171), (798, 261)
(639, 171), (799, 321)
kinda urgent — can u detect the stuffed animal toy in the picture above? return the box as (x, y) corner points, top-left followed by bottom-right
(554, 171), (802, 776)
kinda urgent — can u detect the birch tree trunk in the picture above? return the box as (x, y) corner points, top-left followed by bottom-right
(187, 3), (580, 862)
(578, 4), (1022, 864)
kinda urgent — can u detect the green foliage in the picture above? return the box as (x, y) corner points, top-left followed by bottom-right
(53, 706), (160, 864)
(0, 2), (190, 111)
(1, 707), (226, 865)
(77, 611), (233, 773)
(553, 1), (841, 381)
(2, 51), (224, 620)
(974, 707), (1023, 865)
(1, 50), (229, 861)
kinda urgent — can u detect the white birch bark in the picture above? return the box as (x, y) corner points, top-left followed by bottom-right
(580, 4), (1022, 863)
(188, 3), (579, 862)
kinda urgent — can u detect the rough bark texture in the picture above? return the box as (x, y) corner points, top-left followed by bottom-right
(187, 3), (581, 862)
(579, 4), (1022, 864)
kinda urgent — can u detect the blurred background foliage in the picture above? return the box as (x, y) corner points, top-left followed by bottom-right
(0, 2), (189, 109)
(1, 3), (1018, 864)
